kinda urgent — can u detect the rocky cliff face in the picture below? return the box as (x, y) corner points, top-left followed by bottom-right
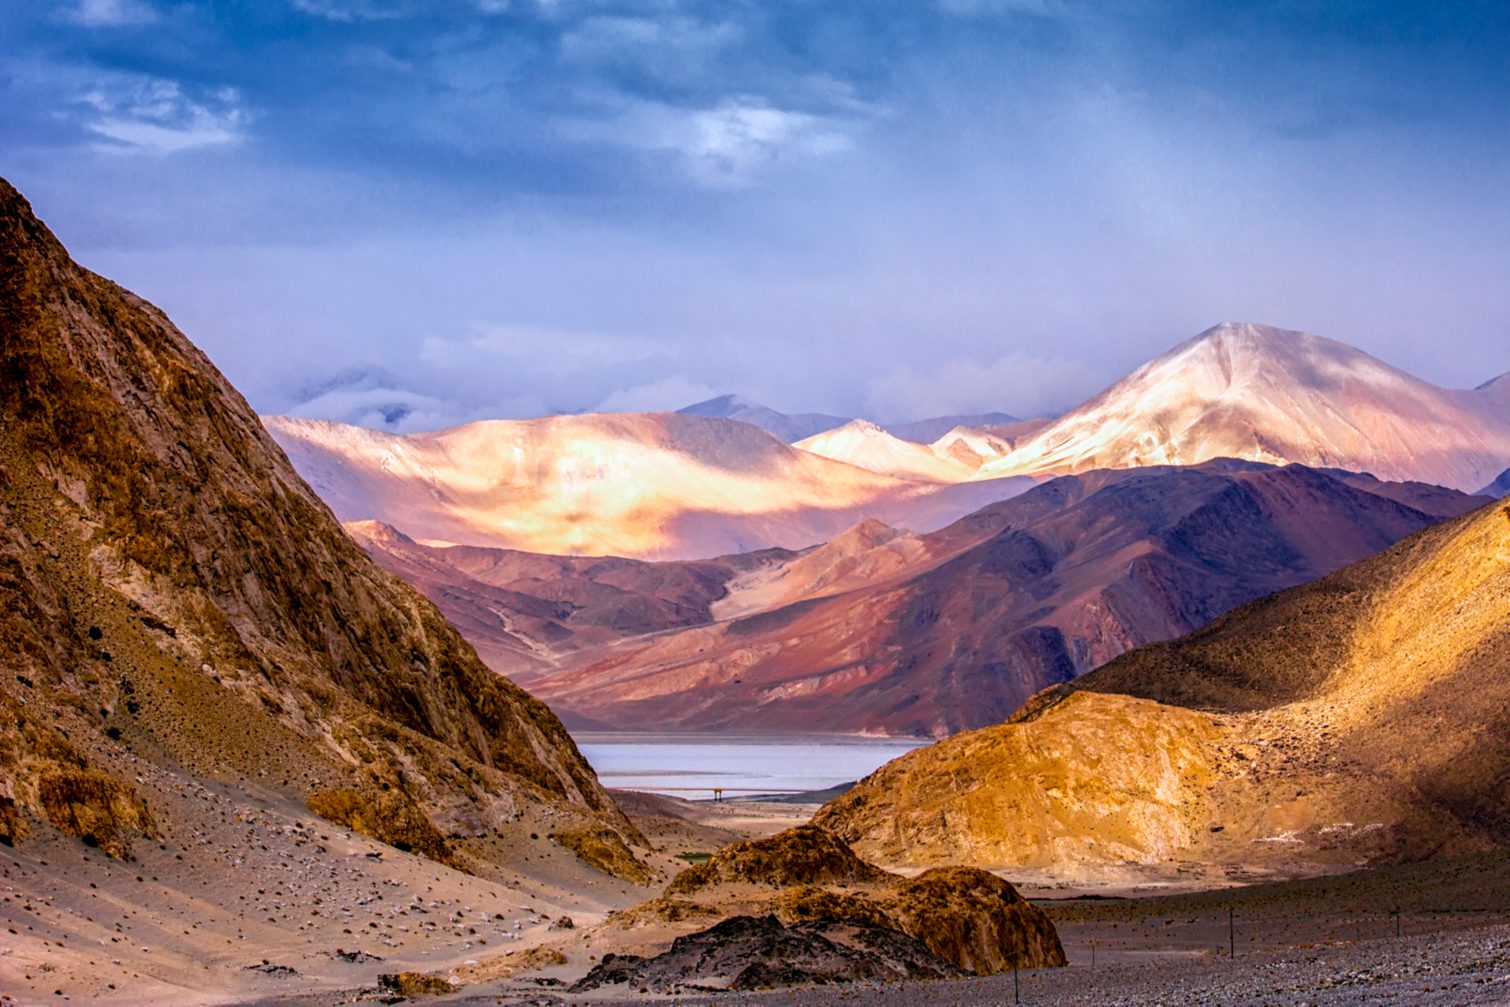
(0, 178), (635, 872)
(816, 499), (1510, 879)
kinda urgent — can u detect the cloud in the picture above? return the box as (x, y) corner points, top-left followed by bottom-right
(865, 353), (1103, 421)
(289, 0), (511, 20)
(289, 0), (406, 21)
(596, 375), (717, 413)
(420, 324), (666, 376)
(77, 76), (248, 154)
(64, 0), (157, 27)
(580, 96), (859, 189)
(281, 366), (558, 431)
(937, 0), (1065, 17)
(560, 15), (742, 76)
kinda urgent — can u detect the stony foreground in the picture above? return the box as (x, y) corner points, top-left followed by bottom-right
(597, 924), (1510, 1006)
(231, 921), (1510, 1005)
(218, 850), (1510, 1005)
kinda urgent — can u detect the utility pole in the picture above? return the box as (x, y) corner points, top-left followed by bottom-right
(1229, 908), (1235, 959)
(1014, 961), (1020, 1004)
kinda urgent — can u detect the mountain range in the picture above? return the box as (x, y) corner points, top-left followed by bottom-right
(267, 322), (1509, 571)
(816, 493), (1510, 878)
(499, 461), (1483, 735)
(975, 322), (1510, 492)
(265, 412), (1034, 561)
(677, 394), (1020, 445)
(345, 455), (1488, 737)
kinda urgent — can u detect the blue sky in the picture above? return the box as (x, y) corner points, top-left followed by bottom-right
(3, 1), (1508, 430)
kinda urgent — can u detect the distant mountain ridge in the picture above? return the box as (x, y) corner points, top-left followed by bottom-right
(677, 395), (1025, 446)
(795, 420), (978, 483)
(265, 412), (1034, 561)
(510, 460), (1484, 736)
(976, 322), (1510, 492)
(678, 394), (852, 443)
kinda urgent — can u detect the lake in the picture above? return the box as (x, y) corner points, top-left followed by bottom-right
(573, 732), (931, 799)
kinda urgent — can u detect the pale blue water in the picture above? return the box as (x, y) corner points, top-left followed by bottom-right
(573, 732), (930, 798)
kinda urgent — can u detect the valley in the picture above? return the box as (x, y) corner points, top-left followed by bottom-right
(2, 168), (1508, 1007)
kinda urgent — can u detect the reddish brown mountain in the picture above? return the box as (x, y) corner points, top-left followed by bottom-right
(346, 519), (792, 673)
(516, 461), (1484, 736)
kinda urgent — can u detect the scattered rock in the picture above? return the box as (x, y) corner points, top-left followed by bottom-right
(554, 825), (651, 885)
(329, 948), (383, 963)
(36, 768), (155, 859)
(666, 824), (889, 895)
(571, 915), (962, 994)
(377, 971), (452, 998)
(243, 963), (299, 977)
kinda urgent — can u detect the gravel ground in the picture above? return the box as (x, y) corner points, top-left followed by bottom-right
(233, 853), (1510, 1006)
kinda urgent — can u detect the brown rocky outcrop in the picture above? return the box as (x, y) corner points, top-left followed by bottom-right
(377, 972), (452, 997)
(884, 868), (1066, 973)
(627, 826), (1064, 977)
(554, 824), (654, 885)
(666, 824), (889, 894)
(571, 915), (964, 994)
(34, 768), (156, 860)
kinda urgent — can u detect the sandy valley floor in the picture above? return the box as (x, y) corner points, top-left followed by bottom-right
(6, 787), (1510, 1006)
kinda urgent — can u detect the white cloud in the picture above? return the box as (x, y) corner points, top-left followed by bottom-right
(289, 0), (510, 19)
(420, 323), (665, 375)
(80, 79), (248, 154)
(290, 0), (405, 22)
(937, 0), (1066, 17)
(579, 96), (858, 189)
(595, 375), (717, 413)
(560, 15), (741, 70)
(65, 0), (157, 27)
(866, 352), (1101, 421)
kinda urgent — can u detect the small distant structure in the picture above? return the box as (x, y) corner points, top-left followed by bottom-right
(712, 787), (724, 803)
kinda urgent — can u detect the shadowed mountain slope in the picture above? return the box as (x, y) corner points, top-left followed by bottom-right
(519, 460), (1483, 736)
(345, 519), (793, 673)
(0, 177), (635, 873)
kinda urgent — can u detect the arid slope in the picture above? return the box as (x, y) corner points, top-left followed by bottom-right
(815, 498), (1510, 878)
(0, 177), (634, 876)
